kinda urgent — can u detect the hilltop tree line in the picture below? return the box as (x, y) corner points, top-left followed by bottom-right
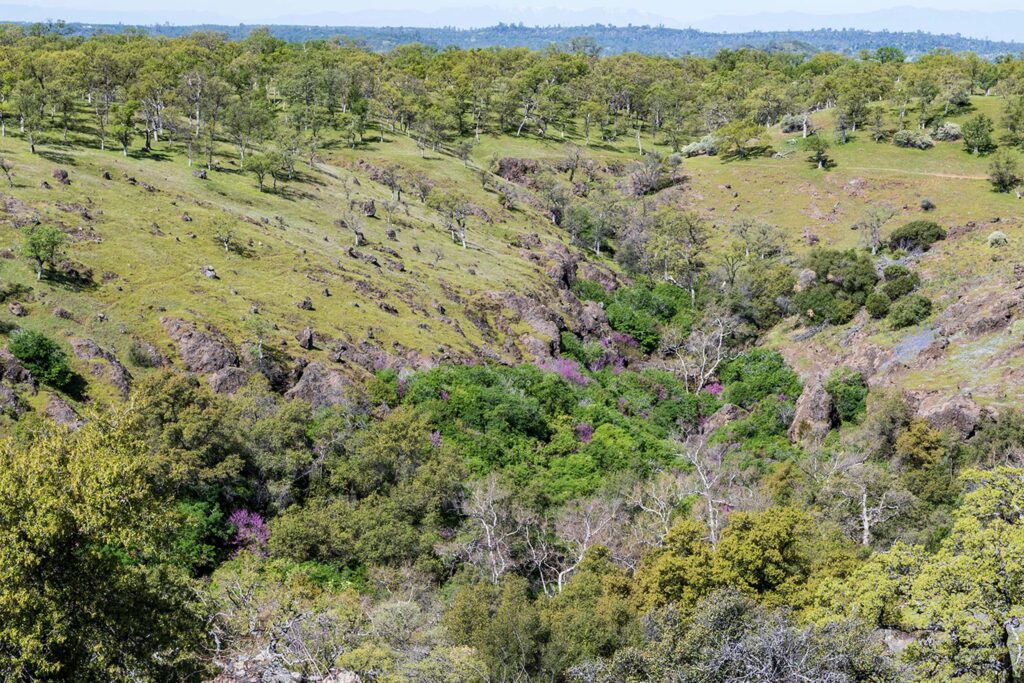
(5, 25), (1024, 172)
(33, 21), (1024, 60)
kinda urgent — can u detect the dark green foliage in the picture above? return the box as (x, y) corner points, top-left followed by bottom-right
(881, 269), (920, 300)
(572, 279), (610, 305)
(560, 331), (606, 369)
(964, 409), (1024, 467)
(865, 291), (892, 318)
(793, 249), (878, 325)
(824, 367), (869, 425)
(401, 363), (710, 504)
(888, 294), (932, 329)
(720, 349), (802, 409)
(888, 220), (946, 251)
(6, 329), (74, 389)
(593, 280), (693, 353)
(716, 395), (801, 461)
(605, 303), (660, 352)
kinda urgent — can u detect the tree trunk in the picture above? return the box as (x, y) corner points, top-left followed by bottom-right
(861, 492), (871, 546)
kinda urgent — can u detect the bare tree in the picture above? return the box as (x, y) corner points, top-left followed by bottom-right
(662, 312), (734, 393)
(825, 460), (915, 546)
(676, 434), (743, 548)
(456, 475), (523, 584)
(855, 203), (895, 255)
(0, 157), (13, 187)
(549, 497), (623, 592)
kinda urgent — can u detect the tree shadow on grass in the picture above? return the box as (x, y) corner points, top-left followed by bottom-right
(37, 149), (77, 166)
(129, 148), (173, 162)
(720, 145), (775, 163)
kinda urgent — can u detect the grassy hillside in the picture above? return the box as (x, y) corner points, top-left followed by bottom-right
(1, 95), (1022, 411)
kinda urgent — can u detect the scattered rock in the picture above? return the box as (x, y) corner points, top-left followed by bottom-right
(192, 169), (207, 179)
(52, 306), (74, 321)
(360, 199), (376, 217)
(52, 168), (70, 185)
(181, 213), (192, 222)
(39, 180), (51, 190)
(101, 169), (112, 180)
(57, 260), (93, 284)
(200, 265), (218, 279)
(8, 301), (26, 317)
(386, 229), (397, 241)
(296, 327), (315, 350)
(296, 297), (314, 311)
(321, 287), (331, 297)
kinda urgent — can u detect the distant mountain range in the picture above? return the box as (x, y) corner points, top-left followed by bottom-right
(13, 21), (1022, 59)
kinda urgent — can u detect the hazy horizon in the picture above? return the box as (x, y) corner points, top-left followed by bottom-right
(3, 0), (1024, 42)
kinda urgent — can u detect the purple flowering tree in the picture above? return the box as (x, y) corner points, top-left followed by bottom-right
(228, 509), (270, 557)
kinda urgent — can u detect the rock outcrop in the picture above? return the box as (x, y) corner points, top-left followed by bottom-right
(913, 392), (987, 439)
(284, 362), (350, 408)
(70, 338), (132, 398)
(788, 376), (835, 448)
(161, 317), (239, 375)
(0, 349), (36, 390)
(209, 366), (249, 395)
(45, 395), (84, 430)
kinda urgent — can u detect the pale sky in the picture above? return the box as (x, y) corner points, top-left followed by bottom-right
(3, 0), (1024, 39)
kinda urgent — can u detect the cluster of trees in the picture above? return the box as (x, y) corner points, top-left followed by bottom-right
(4, 353), (1024, 681)
(5, 26), (1024, 177)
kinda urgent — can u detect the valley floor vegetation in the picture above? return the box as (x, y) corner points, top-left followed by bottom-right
(1, 22), (1024, 683)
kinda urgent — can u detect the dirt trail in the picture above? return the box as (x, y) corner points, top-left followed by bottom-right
(842, 166), (987, 180)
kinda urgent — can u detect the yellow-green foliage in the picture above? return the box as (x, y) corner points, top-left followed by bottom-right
(0, 407), (206, 681)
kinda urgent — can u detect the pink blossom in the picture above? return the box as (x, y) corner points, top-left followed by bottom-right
(703, 382), (724, 397)
(228, 509), (269, 557)
(575, 423), (594, 443)
(537, 357), (589, 386)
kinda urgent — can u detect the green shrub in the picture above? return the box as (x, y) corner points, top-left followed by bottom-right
(889, 220), (946, 251)
(793, 249), (878, 325)
(720, 349), (802, 408)
(988, 231), (1009, 248)
(792, 284), (860, 325)
(824, 367), (869, 424)
(572, 279), (610, 304)
(882, 265), (911, 280)
(559, 331), (605, 368)
(893, 129), (934, 149)
(888, 294), (932, 329)
(881, 271), (920, 300)
(605, 303), (660, 352)
(805, 249), (878, 297)
(7, 328), (74, 389)
(865, 291), (892, 318)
